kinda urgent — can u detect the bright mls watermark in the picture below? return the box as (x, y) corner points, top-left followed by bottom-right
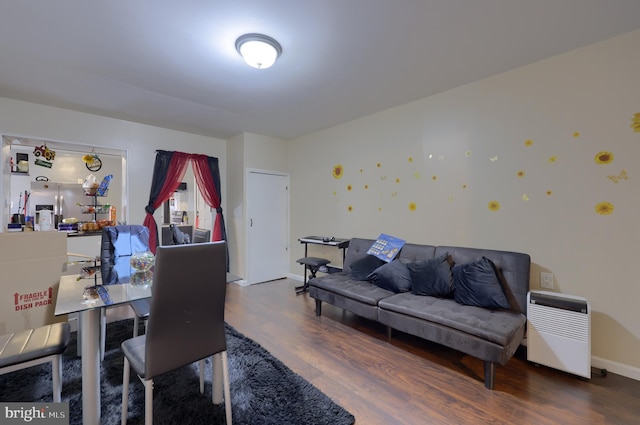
(1, 403), (68, 424)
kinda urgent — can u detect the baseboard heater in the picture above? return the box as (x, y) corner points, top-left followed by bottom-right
(527, 290), (591, 379)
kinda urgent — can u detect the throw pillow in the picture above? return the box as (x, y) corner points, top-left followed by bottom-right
(350, 255), (386, 280)
(408, 252), (453, 297)
(452, 257), (511, 309)
(367, 260), (412, 293)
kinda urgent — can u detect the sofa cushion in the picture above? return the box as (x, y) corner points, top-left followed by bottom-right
(310, 272), (394, 306)
(350, 255), (386, 280)
(452, 257), (510, 309)
(408, 253), (453, 297)
(367, 260), (412, 293)
(378, 292), (525, 346)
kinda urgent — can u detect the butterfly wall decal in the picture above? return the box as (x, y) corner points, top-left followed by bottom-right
(607, 169), (628, 183)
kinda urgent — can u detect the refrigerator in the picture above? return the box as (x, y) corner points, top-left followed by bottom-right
(29, 182), (106, 230)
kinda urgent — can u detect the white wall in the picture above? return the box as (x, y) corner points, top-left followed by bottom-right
(288, 30), (640, 379)
(0, 98), (226, 237)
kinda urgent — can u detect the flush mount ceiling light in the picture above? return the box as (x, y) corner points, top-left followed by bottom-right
(235, 33), (282, 69)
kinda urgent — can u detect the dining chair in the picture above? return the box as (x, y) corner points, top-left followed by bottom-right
(120, 241), (231, 425)
(130, 223), (193, 340)
(99, 225), (150, 357)
(0, 322), (71, 402)
(192, 228), (211, 244)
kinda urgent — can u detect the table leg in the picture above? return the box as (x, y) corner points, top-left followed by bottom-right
(212, 354), (223, 404)
(80, 309), (101, 425)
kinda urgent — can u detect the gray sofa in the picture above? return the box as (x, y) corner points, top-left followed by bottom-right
(308, 238), (531, 389)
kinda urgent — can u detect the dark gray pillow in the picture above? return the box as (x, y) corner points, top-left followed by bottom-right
(350, 255), (386, 280)
(367, 260), (412, 293)
(452, 257), (511, 309)
(408, 253), (453, 297)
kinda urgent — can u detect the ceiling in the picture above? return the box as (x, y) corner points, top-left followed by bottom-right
(1, 1), (639, 141)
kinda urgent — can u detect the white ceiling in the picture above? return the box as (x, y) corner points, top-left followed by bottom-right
(1, 1), (639, 141)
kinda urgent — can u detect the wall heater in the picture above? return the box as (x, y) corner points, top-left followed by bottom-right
(527, 290), (591, 379)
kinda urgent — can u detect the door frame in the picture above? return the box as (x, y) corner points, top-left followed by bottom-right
(246, 168), (290, 285)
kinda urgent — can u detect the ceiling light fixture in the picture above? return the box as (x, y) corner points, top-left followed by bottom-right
(235, 33), (282, 69)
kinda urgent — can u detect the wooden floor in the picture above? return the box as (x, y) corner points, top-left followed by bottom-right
(224, 278), (640, 425)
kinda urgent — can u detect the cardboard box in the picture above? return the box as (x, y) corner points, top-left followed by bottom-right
(0, 231), (68, 334)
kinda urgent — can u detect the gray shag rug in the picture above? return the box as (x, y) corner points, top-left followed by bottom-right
(0, 319), (355, 425)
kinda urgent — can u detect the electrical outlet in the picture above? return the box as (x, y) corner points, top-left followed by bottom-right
(540, 272), (554, 289)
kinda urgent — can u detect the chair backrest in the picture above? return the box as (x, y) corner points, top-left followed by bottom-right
(100, 225), (150, 284)
(170, 223), (191, 244)
(101, 225), (150, 260)
(192, 228), (211, 244)
(144, 241), (227, 378)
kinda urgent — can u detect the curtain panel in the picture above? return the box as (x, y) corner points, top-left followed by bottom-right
(144, 150), (226, 253)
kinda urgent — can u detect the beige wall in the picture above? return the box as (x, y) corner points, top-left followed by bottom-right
(288, 30), (640, 379)
(225, 132), (289, 281)
(0, 98), (226, 232)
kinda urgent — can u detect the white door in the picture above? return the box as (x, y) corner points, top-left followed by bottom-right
(247, 170), (289, 284)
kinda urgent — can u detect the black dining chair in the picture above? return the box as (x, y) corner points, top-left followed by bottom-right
(130, 223), (193, 339)
(99, 225), (151, 356)
(120, 241), (231, 425)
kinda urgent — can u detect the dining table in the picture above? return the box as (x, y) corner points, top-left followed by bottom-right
(54, 259), (240, 425)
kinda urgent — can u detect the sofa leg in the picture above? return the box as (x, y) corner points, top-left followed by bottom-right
(484, 361), (495, 389)
(315, 299), (322, 316)
(386, 326), (392, 339)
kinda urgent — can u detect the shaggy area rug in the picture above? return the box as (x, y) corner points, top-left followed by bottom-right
(0, 320), (355, 425)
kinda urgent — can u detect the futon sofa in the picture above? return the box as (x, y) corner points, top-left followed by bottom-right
(308, 238), (531, 389)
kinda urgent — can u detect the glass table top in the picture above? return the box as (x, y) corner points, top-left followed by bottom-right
(55, 259), (242, 316)
(55, 259), (152, 316)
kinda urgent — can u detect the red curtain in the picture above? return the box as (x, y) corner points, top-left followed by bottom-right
(191, 154), (223, 241)
(143, 152), (190, 251)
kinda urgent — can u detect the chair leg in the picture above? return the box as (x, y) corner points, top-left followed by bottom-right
(133, 316), (140, 338)
(212, 354), (223, 404)
(144, 378), (154, 425)
(52, 354), (62, 403)
(221, 351), (232, 425)
(199, 359), (205, 394)
(100, 308), (106, 361)
(121, 357), (130, 425)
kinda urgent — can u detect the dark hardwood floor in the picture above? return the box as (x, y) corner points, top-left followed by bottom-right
(224, 278), (640, 425)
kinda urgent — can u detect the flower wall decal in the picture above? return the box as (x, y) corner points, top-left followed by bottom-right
(595, 201), (614, 215)
(328, 120), (631, 217)
(630, 113), (640, 132)
(488, 200), (501, 211)
(594, 151), (614, 164)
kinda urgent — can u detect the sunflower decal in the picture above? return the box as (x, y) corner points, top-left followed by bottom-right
(524, 139), (534, 147)
(408, 202), (417, 211)
(595, 202), (614, 215)
(332, 164), (344, 179)
(631, 113), (640, 132)
(488, 200), (501, 212)
(517, 170), (525, 178)
(594, 151), (614, 165)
